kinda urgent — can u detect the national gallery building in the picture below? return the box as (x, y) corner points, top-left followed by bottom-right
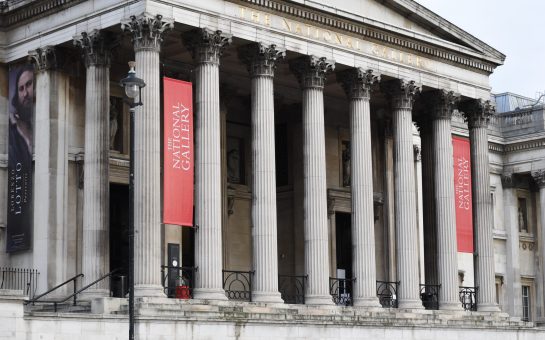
(0, 0), (544, 339)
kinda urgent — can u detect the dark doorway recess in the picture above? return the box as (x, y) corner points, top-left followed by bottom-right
(110, 183), (129, 297)
(335, 212), (352, 279)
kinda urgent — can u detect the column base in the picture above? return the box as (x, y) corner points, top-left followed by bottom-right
(397, 299), (424, 309)
(304, 294), (334, 306)
(251, 291), (284, 304)
(353, 296), (382, 308)
(477, 303), (501, 312)
(134, 284), (166, 298)
(192, 288), (228, 301)
(439, 301), (463, 311)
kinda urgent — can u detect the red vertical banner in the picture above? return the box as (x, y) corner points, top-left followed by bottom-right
(453, 135), (473, 253)
(163, 77), (194, 226)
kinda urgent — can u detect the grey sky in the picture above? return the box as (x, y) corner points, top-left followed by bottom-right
(415, 0), (544, 99)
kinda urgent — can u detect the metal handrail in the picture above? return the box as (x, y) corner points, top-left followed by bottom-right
(0, 267), (40, 298)
(329, 277), (355, 306)
(26, 269), (120, 312)
(420, 283), (441, 310)
(26, 273), (84, 305)
(459, 286), (478, 311)
(278, 274), (307, 304)
(161, 265), (196, 298)
(376, 280), (400, 308)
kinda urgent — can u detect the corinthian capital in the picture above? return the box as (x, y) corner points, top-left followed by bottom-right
(421, 89), (460, 120)
(532, 169), (545, 188)
(289, 55), (335, 89)
(382, 79), (421, 110)
(238, 42), (286, 77)
(182, 28), (232, 65)
(73, 30), (114, 67)
(28, 46), (59, 71)
(121, 13), (174, 52)
(459, 98), (495, 129)
(337, 68), (380, 100)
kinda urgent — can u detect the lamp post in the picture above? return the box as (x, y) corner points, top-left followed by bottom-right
(120, 61), (145, 340)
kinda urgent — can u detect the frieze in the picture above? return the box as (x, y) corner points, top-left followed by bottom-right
(0, 0), (85, 28)
(231, 0), (496, 73)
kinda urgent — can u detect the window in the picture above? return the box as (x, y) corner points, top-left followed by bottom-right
(522, 285), (531, 321)
(518, 197), (528, 233)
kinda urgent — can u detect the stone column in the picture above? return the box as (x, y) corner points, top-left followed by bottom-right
(29, 46), (69, 292)
(429, 90), (461, 310)
(239, 43), (285, 303)
(290, 56), (335, 305)
(460, 99), (500, 312)
(338, 68), (381, 307)
(73, 30), (112, 296)
(121, 14), (173, 297)
(183, 28), (232, 300)
(531, 170), (545, 319)
(383, 79), (422, 309)
(502, 173), (522, 316)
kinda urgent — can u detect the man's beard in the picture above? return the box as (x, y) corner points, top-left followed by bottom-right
(17, 104), (33, 124)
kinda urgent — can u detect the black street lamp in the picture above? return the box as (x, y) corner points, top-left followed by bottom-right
(120, 61), (145, 340)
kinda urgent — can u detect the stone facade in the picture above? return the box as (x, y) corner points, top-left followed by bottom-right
(0, 0), (544, 339)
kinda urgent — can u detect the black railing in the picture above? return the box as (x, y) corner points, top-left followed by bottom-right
(26, 269), (120, 312)
(459, 286), (478, 311)
(376, 280), (399, 308)
(161, 265), (196, 299)
(0, 267), (39, 298)
(223, 270), (253, 302)
(329, 277), (354, 306)
(420, 284), (440, 310)
(278, 275), (306, 304)
(27, 273), (84, 307)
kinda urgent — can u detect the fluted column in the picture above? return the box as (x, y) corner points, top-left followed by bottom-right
(428, 90), (462, 310)
(122, 13), (173, 297)
(183, 28), (232, 300)
(74, 30), (112, 296)
(460, 99), (500, 312)
(290, 56), (335, 305)
(383, 79), (422, 309)
(338, 68), (381, 307)
(29, 46), (70, 293)
(502, 173), (522, 316)
(239, 43), (285, 303)
(531, 170), (545, 319)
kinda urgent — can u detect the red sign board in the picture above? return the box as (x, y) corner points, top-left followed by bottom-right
(163, 77), (194, 226)
(453, 136), (473, 253)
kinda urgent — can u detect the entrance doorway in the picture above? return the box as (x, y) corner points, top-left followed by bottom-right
(335, 212), (352, 279)
(109, 183), (129, 297)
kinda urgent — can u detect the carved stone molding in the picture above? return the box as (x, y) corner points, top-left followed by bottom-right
(413, 144), (421, 161)
(289, 55), (335, 89)
(532, 169), (545, 188)
(422, 89), (460, 120)
(337, 68), (380, 100)
(238, 42), (286, 77)
(121, 13), (174, 52)
(459, 99), (495, 130)
(28, 46), (59, 71)
(382, 79), (421, 110)
(182, 28), (232, 65)
(501, 172), (515, 189)
(73, 30), (113, 67)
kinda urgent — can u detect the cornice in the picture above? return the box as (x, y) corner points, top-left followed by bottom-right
(0, 0), (85, 29)
(230, 0), (498, 73)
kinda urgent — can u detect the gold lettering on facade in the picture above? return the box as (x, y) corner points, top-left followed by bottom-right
(282, 18), (292, 32)
(236, 6), (432, 70)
